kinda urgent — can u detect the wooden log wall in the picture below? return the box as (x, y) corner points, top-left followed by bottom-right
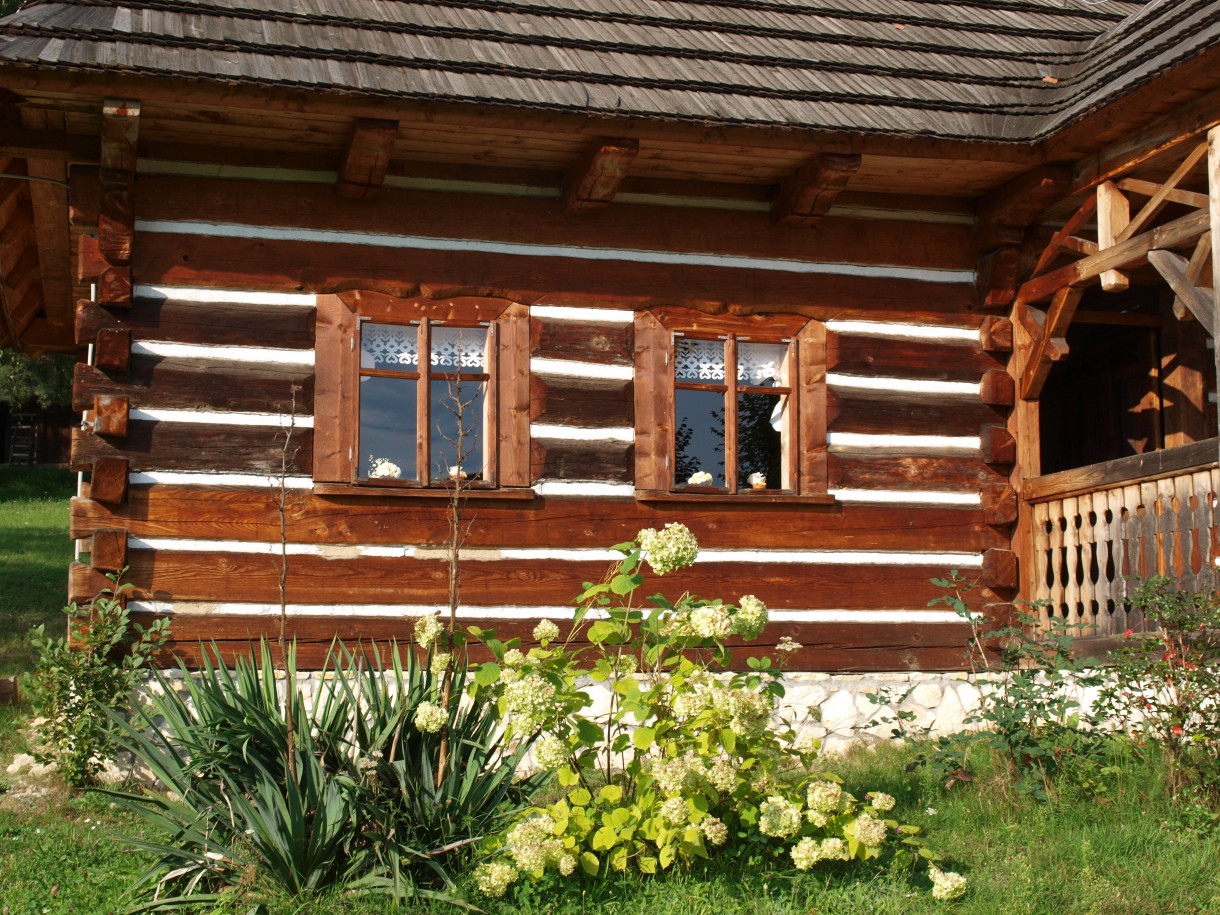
(68, 167), (1019, 670)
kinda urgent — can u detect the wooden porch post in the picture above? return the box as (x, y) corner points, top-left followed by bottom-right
(1209, 127), (1220, 466)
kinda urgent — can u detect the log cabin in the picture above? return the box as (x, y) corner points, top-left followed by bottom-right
(1, 0), (1219, 672)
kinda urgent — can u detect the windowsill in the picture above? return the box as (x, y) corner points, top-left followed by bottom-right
(635, 489), (837, 506)
(314, 483), (537, 500)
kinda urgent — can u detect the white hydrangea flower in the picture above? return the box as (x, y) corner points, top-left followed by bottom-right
(637, 522), (699, 575)
(506, 815), (564, 874)
(791, 836), (819, 870)
(502, 648), (527, 669)
(558, 854), (577, 876)
(819, 837), (850, 861)
(807, 780), (844, 814)
(474, 860), (518, 898)
(869, 791), (896, 813)
(414, 614), (444, 651)
(690, 604), (732, 640)
(929, 866), (968, 901)
(660, 796), (688, 826)
(429, 652), (452, 678)
(533, 619), (560, 645)
(758, 796), (802, 838)
(534, 733), (568, 771)
(413, 701), (447, 734)
(851, 811), (888, 847)
(701, 816), (728, 846)
(708, 757), (737, 793)
(503, 675), (555, 733)
(732, 594), (768, 640)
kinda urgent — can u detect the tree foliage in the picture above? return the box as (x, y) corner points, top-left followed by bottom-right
(0, 349), (74, 410)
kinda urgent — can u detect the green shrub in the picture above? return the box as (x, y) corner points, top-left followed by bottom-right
(23, 571), (169, 786)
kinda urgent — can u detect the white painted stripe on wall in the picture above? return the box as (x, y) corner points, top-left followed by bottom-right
(530, 423), (634, 443)
(136, 219), (974, 284)
(827, 374), (980, 396)
(130, 409), (314, 429)
(134, 284), (317, 307)
(131, 600), (968, 624)
(533, 481), (635, 497)
(824, 320), (978, 342)
(529, 305), (635, 323)
(827, 432), (980, 451)
(831, 489), (981, 506)
(384, 174), (560, 199)
(530, 358), (634, 381)
(132, 342), (315, 365)
(129, 471), (313, 488)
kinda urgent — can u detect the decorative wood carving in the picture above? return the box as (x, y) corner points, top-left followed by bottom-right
(771, 153), (861, 227)
(563, 137), (639, 213)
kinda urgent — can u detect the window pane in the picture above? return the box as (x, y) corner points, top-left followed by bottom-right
(738, 391), (783, 490)
(738, 341), (788, 386)
(675, 388), (725, 487)
(359, 376), (418, 481)
(431, 326), (488, 370)
(675, 337), (726, 382)
(362, 323), (418, 371)
(431, 379), (486, 482)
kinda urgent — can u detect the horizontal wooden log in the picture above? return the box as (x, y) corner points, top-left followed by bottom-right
(980, 424), (1016, 466)
(979, 369), (1015, 407)
(978, 316), (1013, 354)
(531, 318), (632, 366)
(90, 529), (127, 572)
(827, 334), (996, 383)
(980, 482), (1018, 526)
(94, 327), (131, 373)
(71, 425), (313, 474)
(529, 375), (632, 429)
(531, 439), (633, 484)
(96, 266), (132, 309)
(828, 389), (998, 438)
(89, 457), (129, 506)
(73, 357), (314, 414)
(135, 234), (976, 325)
(76, 295), (315, 350)
(982, 548), (1019, 591)
(71, 556), (1001, 612)
(71, 491), (1009, 553)
(135, 613), (975, 672)
(975, 246), (1021, 310)
(828, 453), (1003, 492)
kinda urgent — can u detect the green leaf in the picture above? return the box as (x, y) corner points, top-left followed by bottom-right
(598, 784), (623, 804)
(580, 851), (600, 876)
(474, 662), (501, 687)
(638, 854), (658, 874)
(632, 726), (656, 751)
(576, 719), (604, 745)
(569, 787), (592, 806)
(658, 843), (676, 869)
(591, 826), (618, 851)
(558, 767), (580, 787)
(719, 729), (736, 754)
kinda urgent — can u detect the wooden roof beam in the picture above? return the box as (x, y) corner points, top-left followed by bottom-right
(0, 127), (100, 162)
(336, 118), (399, 200)
(976, 164), (1073, 251)
(771, 153), (861, 227)
(1149, 248), (1214, 331)
(563, 137), (639, 213)
(1117, 142), (1209, 242)
(1020, 287), (1083, 401)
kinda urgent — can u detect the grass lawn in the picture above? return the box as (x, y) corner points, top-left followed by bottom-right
(0, 466), (74, 677)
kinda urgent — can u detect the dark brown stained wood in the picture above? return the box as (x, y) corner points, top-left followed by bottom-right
(136, 233), (976, 325)
(531, 318), (632, 366)
(0, 125), (100, 163)
(498, 301), (532, 488)
(71, 425), (314, 475)
(828, 454), (1002, 491)
(633, 311), (671, 492)
(100, 99), (140, 179)
(90, 529), (127, 572)
(69, 165), (101, 227)
(96, 266), (133, 309)
(92, 395), (129, 437)
(981, 548), (1019, 591)
(72, 492), (1008, 553)
(772, 153), (861, 228)
(75, 296), (316, 350)
(1024, 437), (1219, 503)
(979, 369), (1015, 407)
(563, 137), (639, 213)
(976, 246), (1021, 310)
(796, 319), (828, 495)
(22, 154), (73, 332)
(89, 457), (129, 506)
(98, 187), (133, 266)
(827, 390), (997, 438)
(73, 358), (314, 414)
(980, 424), (1016, 466)
(975, 164), (1073, 251)
(94, 327), (131, 373)
(1014, 303), (1069, 364)
(1021, 286), (1085, 401)
(978, 316), (1013, 353)
(1148, 249), (1215, 330)
(76, 233), (108, 282)
(981, 482), (1018, 526)
(531, 439), (633, 484)
(308, 294), (356, 483)
(827, 334), (996, 383)
(136, 176), (977, 273)
(530, 375), (631, 428)
(336, 117), (399, 199)
(70, 555), (1003, 614)
(131, 613), (975, 672)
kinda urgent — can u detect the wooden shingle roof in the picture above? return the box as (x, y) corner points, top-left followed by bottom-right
(5, 0), (1213, 143)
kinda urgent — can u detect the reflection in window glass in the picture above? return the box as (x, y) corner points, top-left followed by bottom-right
(359, 375), (418, 481)
(361, 323), (418, 370)
(737, 391), (782, 489)
(675, 388), (725, 487)
(430, 380), (486, 482)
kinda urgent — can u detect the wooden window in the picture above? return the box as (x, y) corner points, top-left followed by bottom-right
(314, 292), (530, 490)
(634, 310), (829, 501)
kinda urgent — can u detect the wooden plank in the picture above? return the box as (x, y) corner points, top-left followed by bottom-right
(311, 294), (356, 483)
(68, 165), (101, 227)
(796, 319), (828, 495)
(531, 439), (633, 484)
(976, 246), (1021, 310)
(771, 153), (861, 228)
(100, 99), (140, 178)
(1209, 127), (1220, 434)
(76, 296), (316, 349)
(530, 375), (631, 429)
(1116, 142), (1209, 243)
(982, 548), (1019, 591)
(563, 137), (639, 212)
(1020, 286), (1084, 401)
(336, 118), (399, 200)
(827, 390), (997, 438)
(633, 312), (672, 492)
(96, 267), (133, 310)
(89, 457), (129, 506)
(1032, 195), (1097, 278)
(98, 187), (134, 267)
(975, 163), (1073, 250)
(1024, 438), (1220, 503)
(827, 334), (996, 383)
(531, 318), (632, 366)
(1169, 233), (1213, 322)
(498, 301), (532, 488)
(1148, 249), (1215, 331)
(90, 529), (127, 572)
(71, 492), (1008, 553)
(73, 358), (314, 414)
(981, 482), (1018, 526)
(71, 424), (313, 474)
(828, 453), (1002, 492)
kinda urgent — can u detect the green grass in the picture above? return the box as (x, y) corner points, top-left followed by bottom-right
(0, 466), (74, 677)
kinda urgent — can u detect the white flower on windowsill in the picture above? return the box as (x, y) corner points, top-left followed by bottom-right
(368, 457), (402, 479)
(687, 471), (713, 485)
(448, 465), (468, 480)
(747, 472), (767, 489)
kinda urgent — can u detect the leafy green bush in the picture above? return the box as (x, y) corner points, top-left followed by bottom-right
(467, 525), (959, 901)
(107, 639), (540, 910)
(1095, 576), (1220, 801)
(23, 572), (169, 786)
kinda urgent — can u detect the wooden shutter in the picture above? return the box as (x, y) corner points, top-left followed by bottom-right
(312, 294), (357, 482)
(633, 311), (673, 491)
(498, 302), (531, 487)
(796, 319), (828, 495)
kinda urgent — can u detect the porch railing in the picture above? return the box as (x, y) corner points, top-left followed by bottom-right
(1023, 438), (1220, 637)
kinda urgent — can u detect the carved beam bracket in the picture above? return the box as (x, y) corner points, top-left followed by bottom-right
(336, 118), (399, 200)
(771, 153), (861, 227)
(563, 138), (639, 213)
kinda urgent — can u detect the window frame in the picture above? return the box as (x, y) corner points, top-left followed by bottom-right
(314, 291), (531, 495)
(633, 308), (831, 504)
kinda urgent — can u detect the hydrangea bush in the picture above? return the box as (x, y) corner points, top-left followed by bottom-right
(465, 524), (960, 899)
